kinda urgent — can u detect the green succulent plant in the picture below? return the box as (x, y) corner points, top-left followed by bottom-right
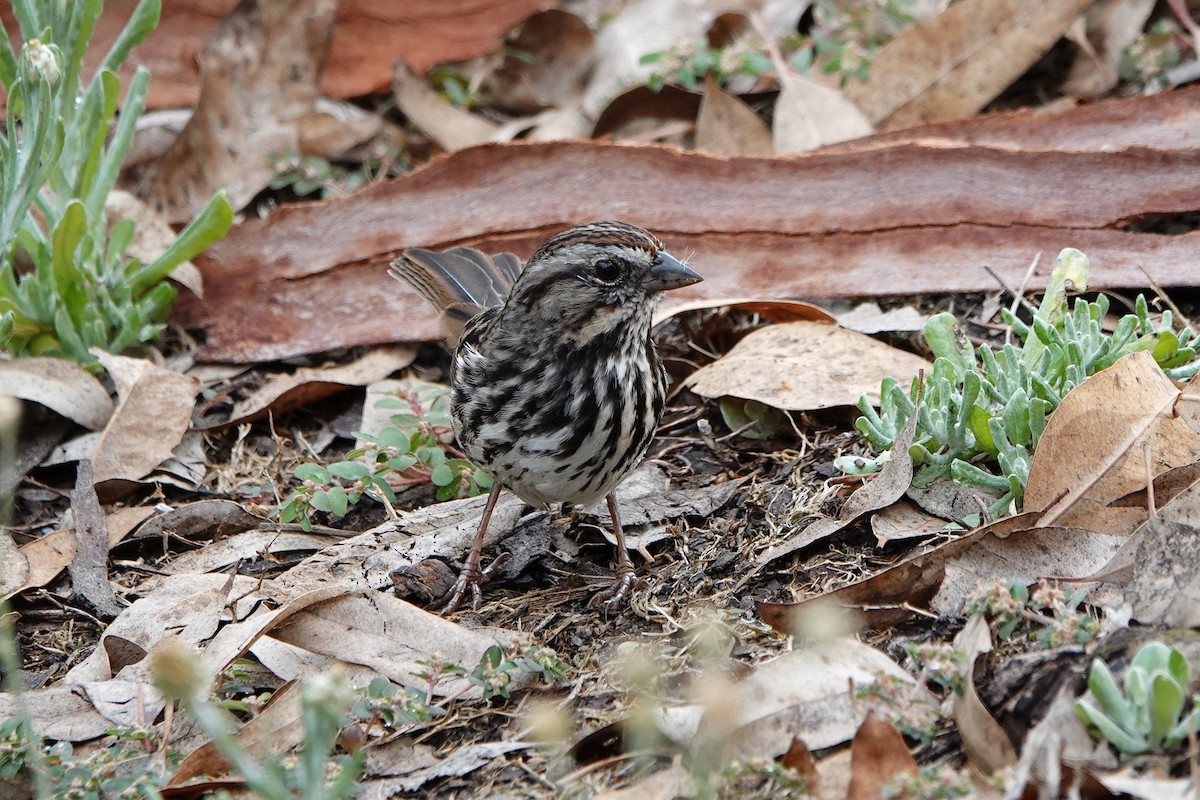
(854, 248), (1200, 517)
(1076, 641), (1200, 757)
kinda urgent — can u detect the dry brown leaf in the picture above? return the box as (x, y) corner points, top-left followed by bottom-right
(756, 512), (1041, 633)
(695, 77), (772, 157)
(716, 639), (913, 754)
(655, 298), (835, 326)
(773, 72), (873, 153)
(685, 321), (931, 410)
(68, 461), (123, 618)
(932, 527), (1126, 616)
(0, 358), (113, 430)
(266, 591), (529, 697)
(871, 500), (954, 545)
(483, 9), (595, 113)
(167, 681), (303, 788)
(393, 63), (500, 152)
(0, 686), (114, 743)
(843, 0), (1097, 128)
(1121, 476), (1200, 626)
(137, 0), (337, 223)
(580, 0), (707, 118)
(952, 615), (1017, 775)
(91, 352), (199, 485)
(845, 714), (918, 800)
(1027, 351), (1200, 532)
(1063, 0), (1158, 97)
(835, 302), (926, 334)
(221, 345), (416, 427)
(8, 507), (154, 598)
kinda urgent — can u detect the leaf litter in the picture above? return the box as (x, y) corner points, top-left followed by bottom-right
(7, 0), (1200, 798)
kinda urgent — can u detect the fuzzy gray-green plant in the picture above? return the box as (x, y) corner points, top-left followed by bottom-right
(0, 0), (232, 364)
(1076, 641), (1200, 757)
(854, 248), (1200, 517)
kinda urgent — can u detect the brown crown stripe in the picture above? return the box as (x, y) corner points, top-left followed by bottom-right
(532, 222), (662, 262)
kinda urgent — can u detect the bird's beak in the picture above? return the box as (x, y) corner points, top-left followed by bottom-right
(644, 251), (702, 293)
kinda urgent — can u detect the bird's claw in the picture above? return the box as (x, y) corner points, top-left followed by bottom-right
(439, 553), (508, 615)
(588, 562), (636, 609)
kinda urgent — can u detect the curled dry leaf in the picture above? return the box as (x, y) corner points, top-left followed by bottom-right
(0, 358), (113, 430)
(580, 0), (707, 118)
(1027, 351), (1200, 533)
(843, 0), (1096, 128)
(1062, 0), (1158, 97)
(685, 321), (931, 410)
(483, 9), (595, 114)
(756, 512), (1041, 633)
(932, 526), (1126, 616)
(220, 345), (416, 427)
(393, 62), (499, 152)
(1121, 476), (1200, 626)
(266, 591), (530, 698)
(951, 615), (1017, 775)
(772, 71), (873, 154)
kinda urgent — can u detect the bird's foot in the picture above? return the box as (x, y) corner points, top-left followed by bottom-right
(440, 553), (508, 615)
(588, 561), (636, 609)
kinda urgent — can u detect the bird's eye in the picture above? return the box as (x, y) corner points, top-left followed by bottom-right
(593, 258), (621, 283)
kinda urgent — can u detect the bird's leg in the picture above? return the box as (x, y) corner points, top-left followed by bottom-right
(590, 492), (636, 608)
(441, 484), (502, 614)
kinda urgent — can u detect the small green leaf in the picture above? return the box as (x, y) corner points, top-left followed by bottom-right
(430, 463), (454, 486)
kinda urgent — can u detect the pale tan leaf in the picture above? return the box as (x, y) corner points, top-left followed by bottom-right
(843, 0), (1097, 128)
(91, 352), (199, 484)
(685, 321), (931, 410)
(695, 77), (772, 157)
(1027, 351), (1200, 532)
(772, 72), (873, 153)
(225, 345), (416, 426)
(266, 590), (528, 697)
(393, 62), (499, 151)
(1122, 476), (1200, 626)
(1063, 0), (1157, 97)
(871, 500), (954, 545)
(0, 358), (113, 430)
(951, 615), (1017, 774)
(846, 715), (919, 800)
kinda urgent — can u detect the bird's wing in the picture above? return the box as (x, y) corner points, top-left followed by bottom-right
(389, 246), (523, 345)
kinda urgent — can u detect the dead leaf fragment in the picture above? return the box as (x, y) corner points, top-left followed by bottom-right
(484, 9), (595, 113)
(952, 615), (1017, 774)
(91, 352), (199, 485)
(844, 0), (1097, 127)
(845, 714), (918, 800)
(773, 72), (873, 154)
(0, 358), (113, 430)
(222, 345), (416, 427)
(68, 461), (123, 618)
(1027, 351), (1200, 533)
(695, 77), (772, 156)
(393, 62), (499, 152)
(1122, 476), (1200, 626)
(685, 321), (931, 411)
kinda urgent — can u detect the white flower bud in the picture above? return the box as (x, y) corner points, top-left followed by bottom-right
(23, 39), (61, 86)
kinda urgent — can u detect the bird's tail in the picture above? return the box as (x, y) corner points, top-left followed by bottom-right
(389, 247), (522, 343)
